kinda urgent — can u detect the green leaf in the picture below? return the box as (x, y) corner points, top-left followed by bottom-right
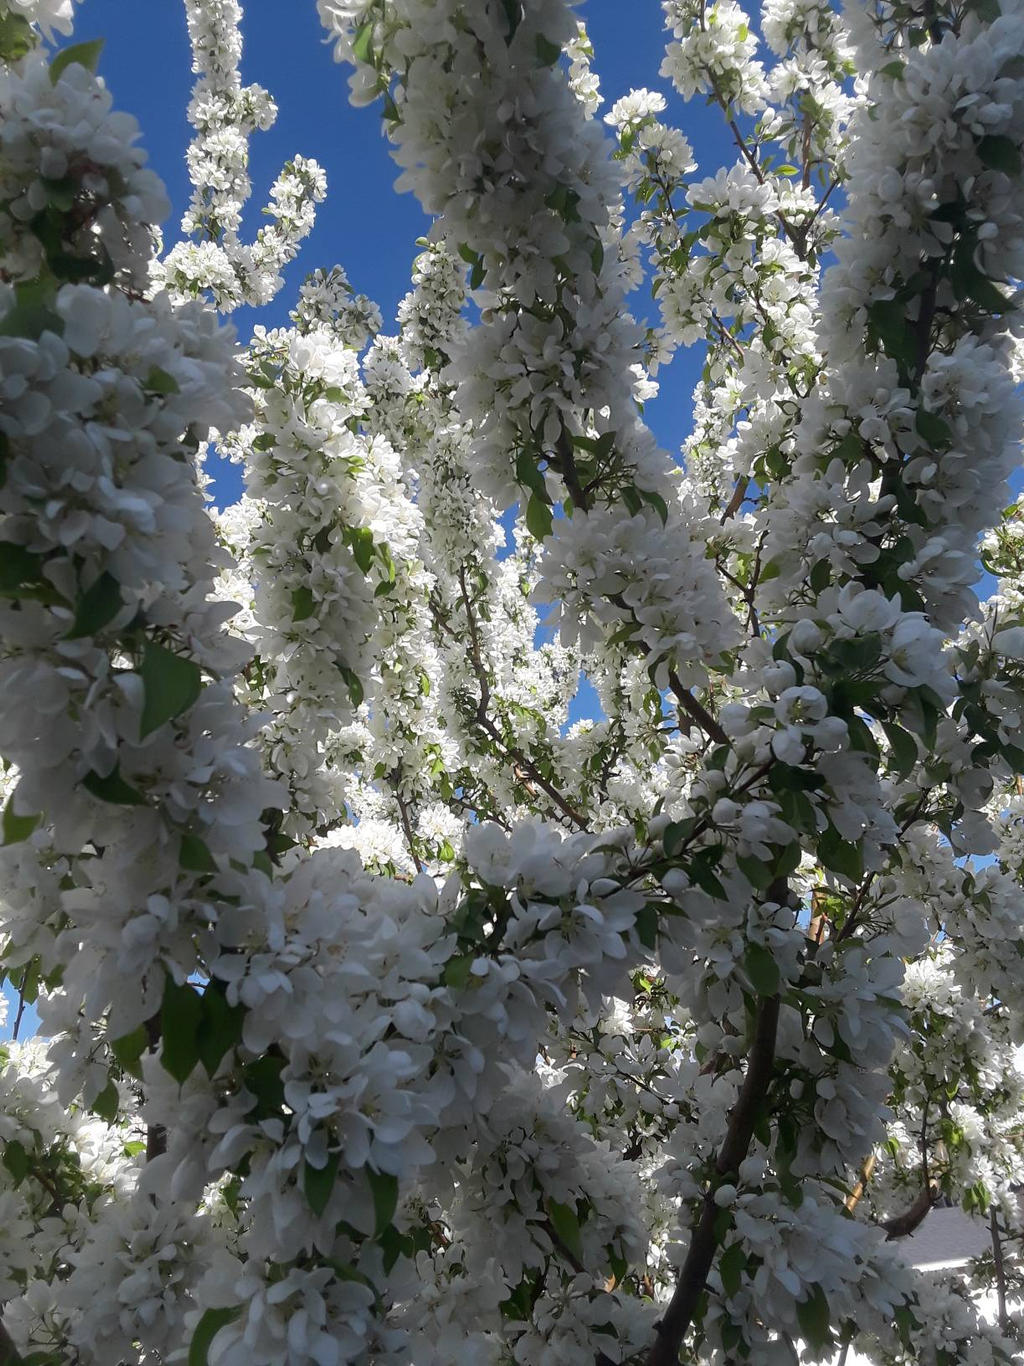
(66, 572), (122, 639)
(304, 1153), (340, 1216)
(82, 765), (147, 806)
(663, 819), (694, 858)
(160, 978), (203, 1085)
(977, 134), (1021, 176)
(546, 1198), (584, 1264)
(744, 942), (781, 997)
(634, 902), (658, 950)
(347, 526), (375, 574)
(443, 954), (474, 989)
(111, 1024), (148, 1077)
(188, 1307), (241, 1366)
(736, 854), (773, 892)
(143, 365), (179, 395)
(0, 13), (34, 62)
(91, 1078), (119, 1123)
(818, 827), (863, 882)
(3, 1139), (30, 1186)
(0, 279), (63, 340)
(525, 493), (553, 540)
(915, 408), (951, 448)
(290, 585), (315, 622)
(535, 33), (561, 65)
(241, 1054), (285, 1118)
(367, 1168), (398, 1238)
(339, 665), (364, 708)
(197, 984), (244, 1077)
(882, 721), (918, 778)
(0, 542), (43, 594)
(139, 640), (202, 739)
(795, 1283), (831, 1353)
(719, 1242), (745, 1298)
(50, 38), (104, 84)
(3, 795), (40, 846)
(180, 833), (217, 873)
(351, 18), (374, 64)
(641, 489), (670, 525)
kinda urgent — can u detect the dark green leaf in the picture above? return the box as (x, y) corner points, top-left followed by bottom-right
(915, 409), (951, 448)
(66, 572), (122, 639)
(977, 134), (1021, 176)
(882, 721), (917, 778)
(719, 1242), (745, 1298)
(367, 1168), (398, 1238)
(111, 1024), (148, 1077)
(443, 954), (473, 989)
(304, 1153), (340, 1216)
(82, 765), (147, 806)
(339, 665), (364, 708)
(197, 984), (244, 1077)
(547, 1198), (584, 1264)
(663, 819), (694, 858)
(535, 33), (561, 65)
(139, 640), (202, 739)
(0, 542), (43, 594)
(180, 833), (217, 873)
(3, 795), (40, 846)
(188, 1307), (241, 1366)
(795, 1283), (831, 1352)
(736, 854), (773, 892)
(634, 903), (658, 950)
(526, 493), (553, 540)
(290, 586), (315, 622)
(3, 1139), (30, 1186)
(0, 279), (63, 340)
(0, 13), (33, 62)
(818, 827), (864, 882)
(641, 489), (670, 524)
(242, 1054), (285, 1118)
(144, 366), (179, 395)
(160, 978), (203, 1085)
(91, 1078), (119, 1123)
(50, 38), (104, 84)
(744, 942), (781, 997)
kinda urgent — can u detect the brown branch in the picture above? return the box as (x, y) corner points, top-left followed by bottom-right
(648, 976), (782, 1365)
(720, 476), (749, 523)
(882, 1183), (937, 1240)
(991, 1206), (1009, 1330)
(845, 1151), (877, 1212)
(144, 1012), (166, 1162)
(392, 780), (424, 875)
(668, 672), (729, 746)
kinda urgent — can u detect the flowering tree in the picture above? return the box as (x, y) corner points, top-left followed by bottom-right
(0, 0), (1022, 1360)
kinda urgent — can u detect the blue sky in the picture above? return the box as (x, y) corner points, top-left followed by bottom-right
(73, 0), (736, 482)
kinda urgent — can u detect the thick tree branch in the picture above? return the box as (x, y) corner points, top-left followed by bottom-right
(882, 1183), (937, 1239)
(990, 1206), (1009, 1330)
(668, 671), (729, 747)
(648, 972), (782, 1366)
